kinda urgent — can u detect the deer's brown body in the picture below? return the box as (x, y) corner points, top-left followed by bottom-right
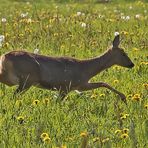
(0, 35), (134, 102)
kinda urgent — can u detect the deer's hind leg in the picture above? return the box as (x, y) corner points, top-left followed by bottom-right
(78, 82), (127, 104)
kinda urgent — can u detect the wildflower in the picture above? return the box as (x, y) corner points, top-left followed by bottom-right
(129, 6), (133, 9)
(91, 93), (97, 99)
(125, 16), (130, 21)
(122, 128), (129, 134)
(144, 104), (148, 109)
(102, 137), (110, 143)
(60, 145), (67, 148)
(32, 99), (40, 105)
(132, 94), (141, 101)
(113, 79), (119, 84)
(143, 83), (148, 90)
(17, 116), (24, 124)
(120, 114), (129, 120)
(133, 47), (139, 51)
(93, 137), (99, 142)
(43, 136), (51, 144)
(21, 12), (28, 18)
(115, 129), (122, 134)
(120, 133), (129, 139)
(40, 133), (49, 139)
(1, 18), (7, 23)
(27, 18), (32, 23)
(77, 11), (81, 16)
(80, 132), (88, 137)
(135, 14), (141, 19)
(114, 32), (119, 36)
(113, 65), (121, 70)
(81, 22), (86, 28)
(127, 94), (132, 99)
(15, 100), (23, 108)
(121, 31), (129, 35)
(34, 48), (39, 54)
(100, 93), (105, 97)
(43, 98), (50, 105)
(0, 35), (5, 42)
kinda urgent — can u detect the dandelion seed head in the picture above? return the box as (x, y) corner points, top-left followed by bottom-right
(1, 18), (7, 23)
(77, 11), (81, 16)
(0, 35), (5, 42)
(114, 32), (119, 36)
(81, 22), (86, 28)
(34, 48), (39, 54)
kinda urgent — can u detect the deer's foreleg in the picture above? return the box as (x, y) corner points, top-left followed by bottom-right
(13, 75), (31, 97)
(79, 82), (127, 104)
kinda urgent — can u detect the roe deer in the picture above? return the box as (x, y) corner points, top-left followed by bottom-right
(0, 35), (134, 103)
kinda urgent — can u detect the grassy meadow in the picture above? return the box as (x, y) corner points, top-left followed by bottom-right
(0, 0), (147, 147)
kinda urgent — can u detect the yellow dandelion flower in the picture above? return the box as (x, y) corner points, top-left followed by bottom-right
(43, 98), (50, 105)
(91, 93), (97, 99)
(102, 137), (110, 143)
(144, 104), (148, 109)
(132, 94), (141, 101)
(121, 31), (129, 35)
(80, 132), (88, 137)
(93, 137), (99, 142)
(113, 79), (119, 84)
(120, 115), (127, 120)
(17, 116), (24, 124)
(100, 93), (105, 97)
(133, 47), (139, 51)
(140, 61), (147, 65)
(43, 137), (51, 144)
(115, 129), (122, 134)
(122, 128), (129, 134)
(15, 100), (23, 108)
(143, 83), (148, 90)
(113, 65), (121, 70)
(120, 133), (129, 139)
(40, 133), (49, 139)
(60, 145), (67, 148)
(127, 94), (132, 99)
(32, 99), (40, 105)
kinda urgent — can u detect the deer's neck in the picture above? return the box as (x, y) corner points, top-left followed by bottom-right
(83, 49), (115, 79)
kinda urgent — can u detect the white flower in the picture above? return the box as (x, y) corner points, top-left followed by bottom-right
(0, 35), (4, 48)
(34, 48), (39, 54)
(114, 32), (119, 36)
(21, 12), (28, 18)
(27, 18), (32, 23)
(1, 18), (6, 23)
(0, 35), (5, 42)
(125, 16), (130, 20)
(129, 6), (133, 9)
(121, 16), (125, 19)
(135, 14), (140, 19)
(77, 11), (82, 16)
(81, 22), (86, 28)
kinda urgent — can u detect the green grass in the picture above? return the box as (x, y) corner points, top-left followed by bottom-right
(0, 0), (147, 147)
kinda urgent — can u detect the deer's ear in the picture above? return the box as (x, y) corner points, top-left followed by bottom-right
(113, 35), (120, 48)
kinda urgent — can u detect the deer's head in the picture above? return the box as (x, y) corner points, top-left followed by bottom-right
(111, 35), (134, 68)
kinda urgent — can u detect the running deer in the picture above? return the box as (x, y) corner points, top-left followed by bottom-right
(0, 35), (134, 103)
